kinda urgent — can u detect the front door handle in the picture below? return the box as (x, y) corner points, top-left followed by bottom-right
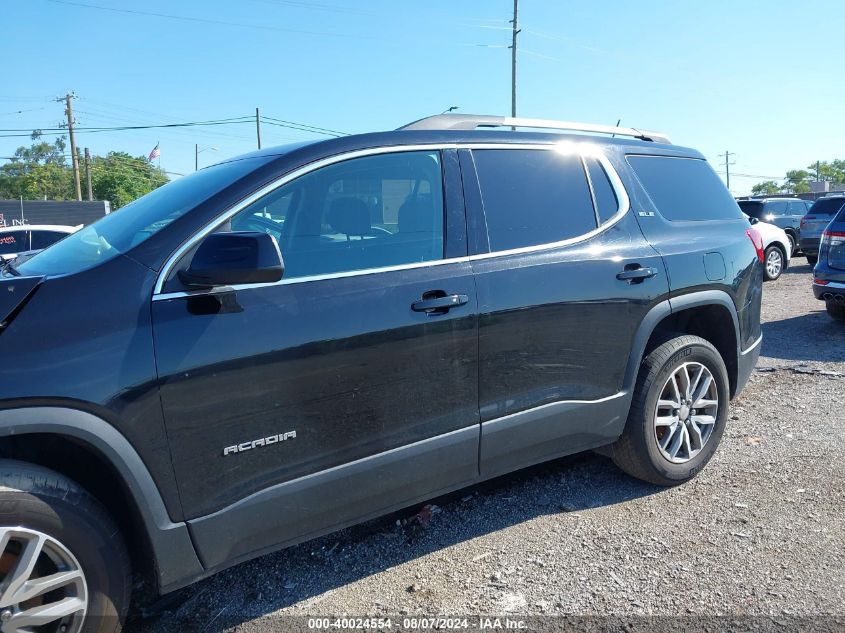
(411, 293), (468, 314)
(616, 266), (658, 282)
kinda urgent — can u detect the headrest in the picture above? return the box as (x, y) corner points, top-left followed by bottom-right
(398, 195), (436, 235)
(327, 197), (371, 236)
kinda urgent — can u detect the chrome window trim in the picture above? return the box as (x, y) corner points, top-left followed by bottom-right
(466, 145), (630, 262)
(152, 141), (631, 299)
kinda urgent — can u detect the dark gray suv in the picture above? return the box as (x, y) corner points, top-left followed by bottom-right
(0, 114), (763, 631)
(800, 194), (845, 265)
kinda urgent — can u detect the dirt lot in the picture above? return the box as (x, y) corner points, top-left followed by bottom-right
(127, 256), (844, 632)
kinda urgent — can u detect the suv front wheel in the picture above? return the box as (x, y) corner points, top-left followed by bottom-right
(610, 335), (730, 486)
(0, 460), (130, 633)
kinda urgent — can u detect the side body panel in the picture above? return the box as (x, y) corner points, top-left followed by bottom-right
(614, 148), (764, 353)
(0, 256), (183, 519)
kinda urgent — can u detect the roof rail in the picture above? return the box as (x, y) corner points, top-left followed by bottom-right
(398, 114), (671, 144)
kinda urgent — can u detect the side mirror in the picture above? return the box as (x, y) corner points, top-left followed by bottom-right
(178, 231), (284, 289)
(748, 216), (759, 225)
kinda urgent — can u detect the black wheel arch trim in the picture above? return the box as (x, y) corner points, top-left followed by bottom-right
(623, 290), (747, 396)
(0, 406), (204, 593)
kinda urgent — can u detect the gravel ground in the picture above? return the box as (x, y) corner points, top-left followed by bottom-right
(127, 256), (844, 632)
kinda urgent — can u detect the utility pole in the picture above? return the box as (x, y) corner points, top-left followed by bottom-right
(722, 150), (736, 191)
(195, 143), (199, 171)
(510, 0), (520, 119)
(84, 148), (93, 201)
(255, 107), (262, 149)
(60, 92), (82, 201)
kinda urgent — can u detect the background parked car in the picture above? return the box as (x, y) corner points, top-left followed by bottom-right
(737, 197), (809, 255)
(812, 203), (845, 322)
(800, 194), (845, 265)
(0, 224), (81, 261)
(744, 214), (791, 281)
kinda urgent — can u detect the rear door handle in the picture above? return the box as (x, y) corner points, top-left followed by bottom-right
(411, 293), (468, 314)
(616, 266), (658, 282)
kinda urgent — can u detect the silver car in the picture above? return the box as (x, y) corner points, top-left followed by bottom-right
(800, 194), (845, 265)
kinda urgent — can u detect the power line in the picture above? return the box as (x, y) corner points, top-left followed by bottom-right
(259, 115), (347, 137)
(45, 0), (377, 40)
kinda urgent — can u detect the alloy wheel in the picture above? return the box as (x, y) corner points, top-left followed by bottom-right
(766, 248), (783, 278)
(0, 528), (87, 633)
(653, 362), (719, 464)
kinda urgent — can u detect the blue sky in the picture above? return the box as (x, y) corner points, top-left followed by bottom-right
(2, 0), (843, 194)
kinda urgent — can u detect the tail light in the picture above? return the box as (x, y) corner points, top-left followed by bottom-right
(746, 227), (764, 263)
(821, 230), (845, 270)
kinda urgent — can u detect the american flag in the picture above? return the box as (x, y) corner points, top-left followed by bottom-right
(148, 142), (160, 161)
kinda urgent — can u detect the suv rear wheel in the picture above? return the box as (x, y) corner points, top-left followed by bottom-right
(0, 460), (130, 633)
(826, 300), (845, 322)
(806, 254), (818, 266)
(610, 335), (729, 486)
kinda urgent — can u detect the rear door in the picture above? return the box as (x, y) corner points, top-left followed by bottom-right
(460, 145), (669, 477)
(152, 148), (479, 568)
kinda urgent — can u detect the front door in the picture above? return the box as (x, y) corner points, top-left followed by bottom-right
(151, 149), (479, 568)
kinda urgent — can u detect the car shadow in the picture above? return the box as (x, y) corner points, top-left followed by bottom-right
(762, 311), (845, 362)
(125, 454), (662, 632)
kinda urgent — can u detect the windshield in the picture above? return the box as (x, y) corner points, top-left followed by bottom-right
(737, 201), (765, 219)
(17, 156), (271, 277)
(807, 197), (845, 217)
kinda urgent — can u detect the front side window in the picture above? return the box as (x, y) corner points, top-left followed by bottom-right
(0, 231), (28, 255)
(472, 149), (598, 252)
(227, 151), (444, 280)
(627, 155), (743, 222)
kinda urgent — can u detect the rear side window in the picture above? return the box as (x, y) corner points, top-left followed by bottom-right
(627, 155), (743, 221)
(765, 200), (788, 216)
(472, 149), (597, 252)
(788, 200), (807, 215)
(737, 201), (765, 219)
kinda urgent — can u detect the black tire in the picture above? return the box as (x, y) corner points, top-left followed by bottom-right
(610, 335), (730, 486)
(786, 232), (796, 254)
(763, 245), (785, 281)
(827, 301), (845, 322)
(0, 460), (131, 633)
(806, 254), (818, 266)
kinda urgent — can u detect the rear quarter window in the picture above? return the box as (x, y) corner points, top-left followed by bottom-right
(627, 155), (743, 221)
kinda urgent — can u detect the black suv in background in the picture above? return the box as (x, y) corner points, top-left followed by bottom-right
(812, 204), (845, 321)
(737, 197), (810, 254)
(0, 114), (763, 631)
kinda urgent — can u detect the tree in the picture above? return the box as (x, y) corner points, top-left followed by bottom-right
(90, 152), (168, 209)
(782, 170), (811, 194)
(0, 136), (75, 200)
(0, 135), (168, 208)
(751, 181), (781, 196)
(809, 160), (845, 186)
